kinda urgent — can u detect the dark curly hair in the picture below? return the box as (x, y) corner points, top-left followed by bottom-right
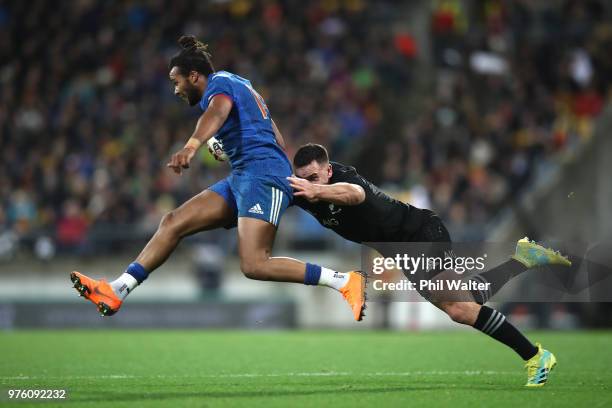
(168, 35), (215, 76)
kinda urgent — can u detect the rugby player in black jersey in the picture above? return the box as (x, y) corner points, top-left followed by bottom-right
(288, 143), (571, 387)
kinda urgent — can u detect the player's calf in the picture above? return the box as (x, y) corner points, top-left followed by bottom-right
(472, 305), (540, 364)
(437, 300), (546, 385)
(238, 256), (367, 321)
(437, 301), (480, 325)
(239, 259), (273, 281)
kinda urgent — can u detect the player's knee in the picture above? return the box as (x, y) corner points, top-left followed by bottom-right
(240, 259), (269, 281)
(441, 302), (472, 325)
(160, 211), (176, 229)
(159, 210), (184, 235)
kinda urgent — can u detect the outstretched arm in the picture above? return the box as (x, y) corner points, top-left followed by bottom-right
(167, 95), (233, 174)
(287, 176), (365, 205)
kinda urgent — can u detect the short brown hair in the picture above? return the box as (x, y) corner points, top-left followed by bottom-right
(293, 143), (329, 168)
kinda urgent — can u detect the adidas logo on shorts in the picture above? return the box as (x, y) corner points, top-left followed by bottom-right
(248, 203), (264, 215)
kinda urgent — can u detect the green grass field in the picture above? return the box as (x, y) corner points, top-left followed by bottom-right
(1, 330), (611, 407)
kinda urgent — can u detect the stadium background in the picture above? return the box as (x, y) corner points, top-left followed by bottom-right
(1, 0), (612, 406)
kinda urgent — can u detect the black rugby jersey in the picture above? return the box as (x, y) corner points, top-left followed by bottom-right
(293, 162), (430, 243)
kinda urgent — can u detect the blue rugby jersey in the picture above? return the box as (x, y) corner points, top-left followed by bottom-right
(199, 71), (291, 176)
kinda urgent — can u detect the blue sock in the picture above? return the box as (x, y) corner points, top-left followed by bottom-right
(126, 262), (149, 284)
(304, 263), (321, 286)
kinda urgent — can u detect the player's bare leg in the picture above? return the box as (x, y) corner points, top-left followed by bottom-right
(71, 190), (234, 315)
(135, 190), (235, 271)
(237, 217), (367, 320)
(434, 296), (557, 386)
(237, 217), (305, 283)
(426, 271), (549, 384)
(435, 300), (481, 326)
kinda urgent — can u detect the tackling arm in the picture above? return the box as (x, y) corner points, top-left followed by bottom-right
(315, 182), (366, 205)
(287, 177), (366, 206)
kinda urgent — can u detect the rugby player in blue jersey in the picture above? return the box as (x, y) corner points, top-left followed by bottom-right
(70, 36), (366, 321)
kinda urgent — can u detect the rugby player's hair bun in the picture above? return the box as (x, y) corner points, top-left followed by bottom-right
(178, 35), (197, 49)
(178, 35), (209, 53)
(170, 35), (215, 75)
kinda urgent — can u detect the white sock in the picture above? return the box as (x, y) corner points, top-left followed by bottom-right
(318, 267), (350, 291)
(110, 273), (139, 300)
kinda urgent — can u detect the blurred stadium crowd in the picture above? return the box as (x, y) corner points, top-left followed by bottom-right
(0, 0), (611, 256)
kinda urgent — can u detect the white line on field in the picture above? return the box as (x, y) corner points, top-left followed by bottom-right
(0, 370), (516, 381)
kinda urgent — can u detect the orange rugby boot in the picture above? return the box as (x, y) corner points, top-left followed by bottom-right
(339, 271), (367, 321)
(70, 271), (122, 316)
